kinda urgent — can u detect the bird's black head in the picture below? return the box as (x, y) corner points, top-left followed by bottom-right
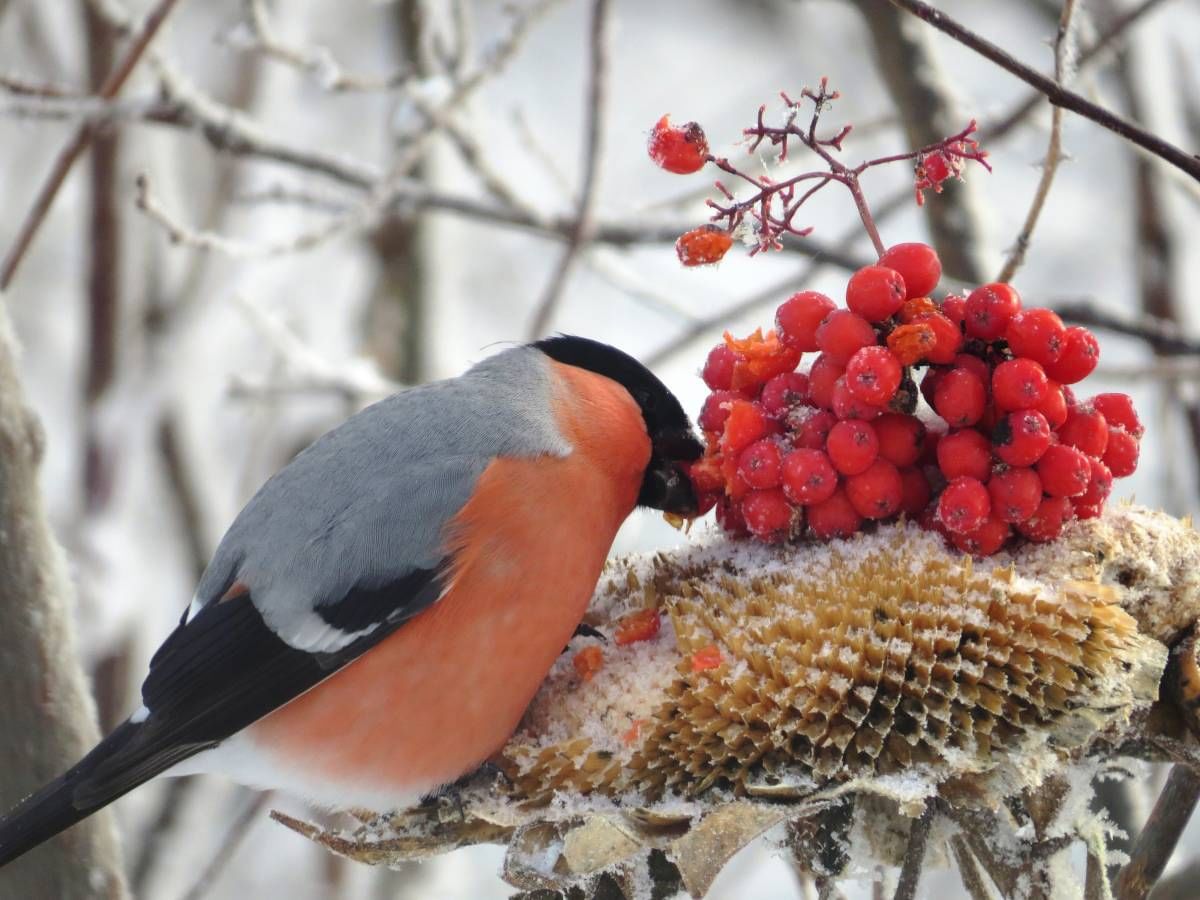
(534, 335), (703, 515)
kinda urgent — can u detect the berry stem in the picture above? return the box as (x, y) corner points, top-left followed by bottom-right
(844, 174), (886, 258)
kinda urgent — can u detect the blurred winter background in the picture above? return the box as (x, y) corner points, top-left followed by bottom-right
(1, 0), (1198, 897)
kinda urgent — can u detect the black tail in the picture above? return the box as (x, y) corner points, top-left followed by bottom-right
(0, 719), (208, 868)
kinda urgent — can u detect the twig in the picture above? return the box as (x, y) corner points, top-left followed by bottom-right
(949, 836), (996, 900)
(996, 0), (1078, 283)
(1085, 843), (1111, 900)
(1115, 765), (1200, 900)
(526, 0), (610, 339)
(884, 0), (1200, 182)
(177, 791), (272, 900)
(892, 804), (933, 900)
(0, 0), (183, 291)
(0, 73), (80, 97)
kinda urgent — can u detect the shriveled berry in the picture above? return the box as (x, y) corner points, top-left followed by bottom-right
(816, 310), (877, 365)
(1103, 428), (1139, 477)
(964, 283), (1021, 341)
(789, 406), (837, 450)
(941, 294), (968, 329)
(899, 466), (933, 516)
(846, 265), (906, 322)
(933, 368), (987, 427)
(807, 354), (845, 410)
(846, 346), (903, 405)
(993, 410), (1052, 466)
(952, 515), (1011, 556)
(720, 400), (771, 456)
(1017, 495), (1073, 542)
(826, 419), (879, 475)
(573, 645), (604, 681)
(807, 488), (862, 539)
(992, 358), (1049, 411)
(781, 448), (839, 506)
(938, 476), (991, 534)
(776, 291), (836, 352)
(988, 467), (1042, 523)
(879, 243), (941, 298)
(742, 489), (793, 541)
(760, 372), (810, 418)
(846, 459), (903, 519)
(874, 413), (925, 467)
(737, 439), (783, 489)
(1092, 393), (1143, 438)
(648, 115), (709, 174)
(698, 390), (742, 433)
(887, 322), (937, 366)
(614, 609), (661, 646)
(676, 226), (732, 266)
(1038, 381), (1069, 429)
(723, 329), (802, 390)
(831, 378), (884, 421)
(898, 296), (938, 323)
(1005, 308), (1066, 366)
(937, 429), (992, 481)
(913, 312), (963, 364)
(1043, 326), (1099, 384)
(1036, 444), (1092, 497)
(1059, 406), (1109, 458)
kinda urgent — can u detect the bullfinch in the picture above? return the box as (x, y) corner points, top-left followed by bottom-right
(0, 335), (702, 867)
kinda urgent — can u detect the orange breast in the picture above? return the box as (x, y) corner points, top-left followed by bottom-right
(247, 362), (651, 794)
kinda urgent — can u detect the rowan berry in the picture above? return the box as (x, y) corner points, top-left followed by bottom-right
(1058, 406), (1109, 458)
(760, 372), (810, 418)
(898, 296), (938, 323)
(987, 467), (1042, 523)
(698, 390), (742, 433)
(1102, 428), (1140, 478)
(1017, 495), (1072, 542)
(845, 346), (902, 406)
(816, 310), (877, 364)
(827, 419), (880, 475)
(776, 291), (837, 352)
(742, 489), (793, 541)
(676, 226), (732, 266)
(1036, 444), (1092, 497)
(789, 406), (837, 450)
(701, 344), (738, 390)
(715, 497), (748, 536)
(807, 488), (862, 539)
(887, 322), (937, 366)
(1038, 381), (1069, 429)
(648, 115), (709, 174)
(1091, 393), (1143, 438)
(781, 448), (839, 506)
(993, 410), (1052, 466)
(933, 368), (987, 427)
(720, 400), (772, 456)
(614, 609), (661, 646)
(964, 283), (1021, 341)
(832, 378), (884, 421)
(1043, 326), (1099, 384)
(737, 439), (784, 490)
(938, 476), (991, 533)
(913, 312), (962, 364)
(878, 243), (942, 299)
(873, 413), (925, 467)
(846, 265), (906, 322)
(952, 353), (991, 387)
(807, 354), (845, 410)
(1005, 308), (1066, 366)
(1077, 457), (1113, 509)
(846, 459), (903, 519)
(992, 358), (1048, 411)
(937, 429), (992, 482)
(899, 466), (933, 516)
(940, 294), (968, 329)
(952, 515), (1011, 556)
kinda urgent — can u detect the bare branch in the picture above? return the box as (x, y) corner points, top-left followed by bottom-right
(1115, 765), (1200, 900)
(996, 0), (1078, 283)
(0, 0), (184, 291)
(949, 836), (997, 900)
(526, 0), (610, 339)
(884, 0), (1200, 182)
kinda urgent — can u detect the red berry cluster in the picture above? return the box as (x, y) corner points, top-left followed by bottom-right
(688, 242), (1144, 555)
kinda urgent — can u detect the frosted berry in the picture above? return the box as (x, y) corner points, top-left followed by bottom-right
(952, 515), (1010, 556)
(936, 429), (992, 482)
(992, 358), (1048, 411)
(826, 419), (879, 475)
(845, 346), (903, 405)
(807, 488), (862, 539)
(776, 291), (836, 352)
(760, 372), (810, 418)
(941, 293), (968, 329)
(993, 410), (1052, 466)
(807, 354), (845, 410)
(1058, 406), (1109, 458)
(789, 406), (837, 450)
(1017, 495), (1072, 543)
(1103, 428), (1139, 477)
(1036, 444), (1092, 497)
(831, 378), (884, 421)
(1038, 382), (1069, 429)
(782, 448), (839, 506)
(1077, 457), (1113, 508)
(648, 115), (709, 174)
(846, 265), (906, 322)
(742, 489), (793, 541)
(698, 390), (742, 433)
(938, 476), (991, 533)
(846, 459), (903, 519)
(676, 226), (733, 266)
(873, 413), (925, 467)
(1043, 326), (1099, 384)
(1092, 393), (1143, 438)
(899, 466), (933, 516)
(702, 344), (738, 391)
(816, 310), (877, 364)
(988, 467), (1042, 523)
(1005, 308), (1066, 366)
(933, 368), (987, 427)
(878, 243), (941, 299)
(964, 283), (1021, 341)
(738, 439), (784, 490)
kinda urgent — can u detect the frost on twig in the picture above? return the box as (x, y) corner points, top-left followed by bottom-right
(275, 505), (1200, 899)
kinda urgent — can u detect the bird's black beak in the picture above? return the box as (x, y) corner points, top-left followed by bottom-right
(638, 430), (704, 515)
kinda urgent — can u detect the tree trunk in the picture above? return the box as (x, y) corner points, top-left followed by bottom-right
(0, 305), (128, 899)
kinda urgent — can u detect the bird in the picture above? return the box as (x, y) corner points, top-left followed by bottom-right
(0, 335), (703, 867)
